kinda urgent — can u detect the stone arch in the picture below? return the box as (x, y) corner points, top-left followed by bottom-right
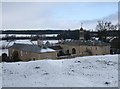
(72, 48), (76, 54)
(57, 50), (64, 56)
(66, 50), (70, 55)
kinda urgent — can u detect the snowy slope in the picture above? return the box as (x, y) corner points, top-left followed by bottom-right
(2, 54), (118, 87)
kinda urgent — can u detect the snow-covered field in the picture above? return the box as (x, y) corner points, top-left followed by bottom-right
(1, 54), (118, 87)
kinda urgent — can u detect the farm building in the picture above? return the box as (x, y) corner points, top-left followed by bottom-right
(8, 27), (110, 61)
(53, 27), (110, 57)
(8, 43), (57, 61)
(57, 40), (110, 57)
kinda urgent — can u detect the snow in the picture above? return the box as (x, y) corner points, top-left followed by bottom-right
(40, 48), (55, 53)
(1, 54), (118, 87)
(1, 49), (8, 55)
(1, 40), (58, 47)
(0, 40), (33, 47)
(0, 40), (58, 56)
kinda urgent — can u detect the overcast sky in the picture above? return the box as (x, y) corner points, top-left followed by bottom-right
(2, 2), (118, 30)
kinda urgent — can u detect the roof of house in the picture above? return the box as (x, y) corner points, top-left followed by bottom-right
(49, 46), (63, 50)
(60, 40), (110, 46)
(80, 27), (84, 31)
(9, 43), (56, 53)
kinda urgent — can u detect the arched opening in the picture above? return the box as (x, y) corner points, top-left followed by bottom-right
(72, 48), (76, 54)
(66, 50), (70, 55)
(57, 50), (64, 56)
(33, 58), (36, 61)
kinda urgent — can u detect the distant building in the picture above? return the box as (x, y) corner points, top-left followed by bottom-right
(57, 40), (110, 56)
(56, 27), (110, 57)
(8, 43), (57, 61)
(79, 27), (84, 40)
(8, 26), (111, 61)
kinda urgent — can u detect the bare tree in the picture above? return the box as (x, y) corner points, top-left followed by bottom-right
(96, 21), (116, 42)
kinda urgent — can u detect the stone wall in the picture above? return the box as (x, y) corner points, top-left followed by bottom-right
(8, 48), (57, 61)
(59, 44), (110, 56)
(8, 44), (110, 61)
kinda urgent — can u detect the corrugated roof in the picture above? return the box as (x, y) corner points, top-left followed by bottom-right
(9, 43), (55, 53)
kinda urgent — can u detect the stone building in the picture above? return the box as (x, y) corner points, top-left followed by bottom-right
(79, 27), (84, 40)
(57, 40), (110, 56)
(8, 43), (57, 61)
(8, 26), (111, 61)
(55, 27), (110, 57)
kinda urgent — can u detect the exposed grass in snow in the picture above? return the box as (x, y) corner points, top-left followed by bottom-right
(1, 54), (119, 87)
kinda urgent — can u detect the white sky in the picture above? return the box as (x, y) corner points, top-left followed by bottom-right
(1, 0), (120, 2)
(1, 1), (119, 30)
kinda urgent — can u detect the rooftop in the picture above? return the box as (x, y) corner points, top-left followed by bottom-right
(60, 40), (110, 46)
(9, 43), (56, 53)
(49, 46), (63, 50)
